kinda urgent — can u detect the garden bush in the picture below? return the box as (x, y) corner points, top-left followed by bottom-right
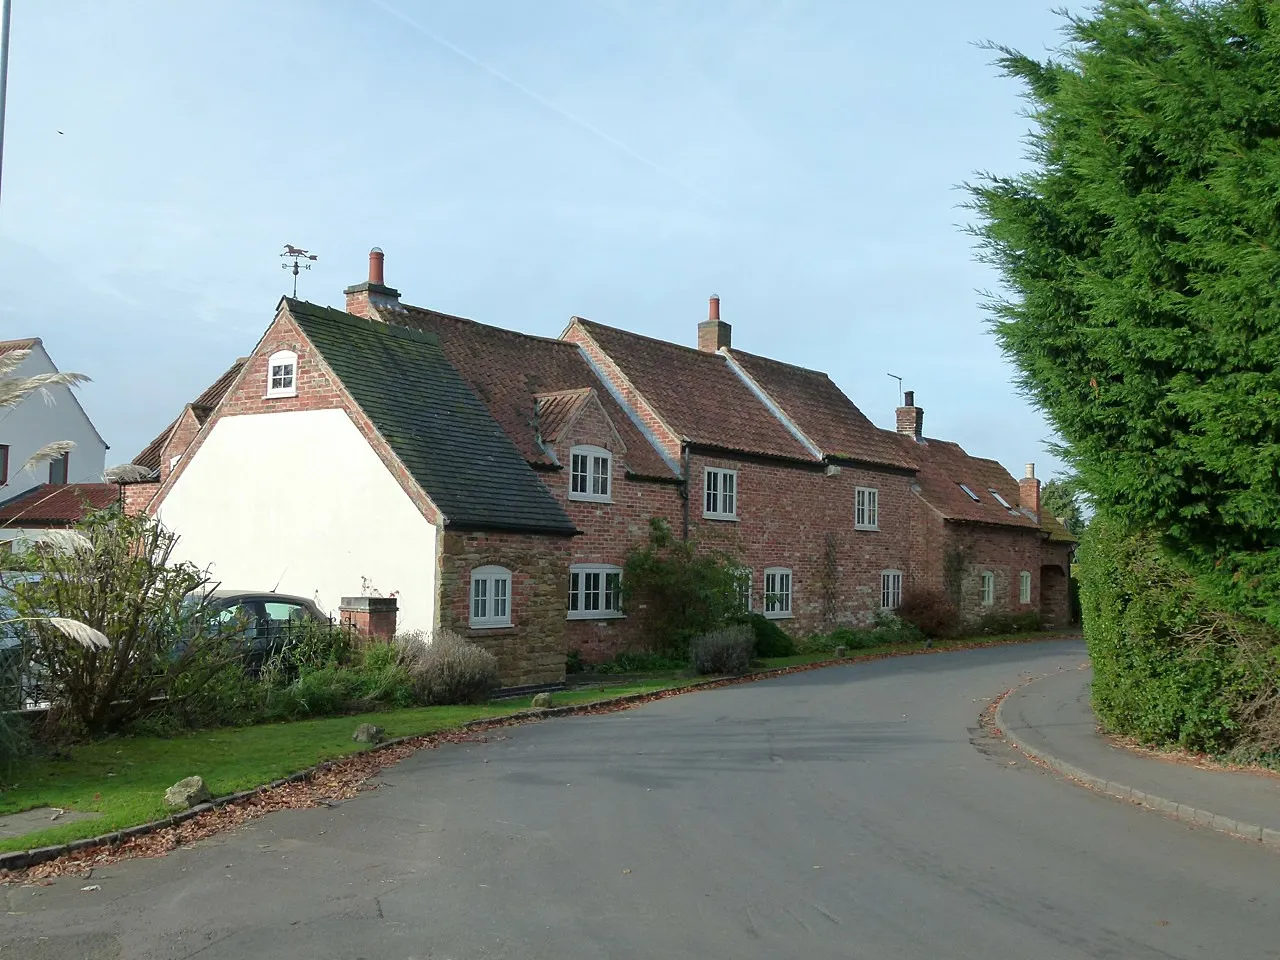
(963, 610), (1043, 637)
(1, 509), (248, 737)
(689, 625), (754, 676)
(1079, 516), (1279, 755)
(896, 589), (960, 639)
(798, 616), (926, 655)
(399, 630), (499, 705)
(740, 613), (796, 658)
(594, 650), (689, 675)
(622, 519), (740, 654)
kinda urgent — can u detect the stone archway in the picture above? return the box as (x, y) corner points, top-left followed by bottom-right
(1040, 565), (1070, 628)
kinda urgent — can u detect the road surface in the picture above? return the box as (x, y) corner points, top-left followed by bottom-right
(2, 640), (1276, 959)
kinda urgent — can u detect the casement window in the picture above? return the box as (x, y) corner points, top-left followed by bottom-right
(704, 468), (738, 520)
(958, 483), (981, 502)
(764, 567), (792, 619)
(981, 571), (995, 606)
(1020, 570), (1032, 605)
(734, 567), (753, 614)
(0, 444), (8, 486)
(470, 565), (513, 628)
(567, 564), (624, 619)
(266, 350), (298, 398)
(569, 445), (612, 503)
(855, 487), (879, 530)
(881, 570), (903, 611)
(48, 452), (69, 486)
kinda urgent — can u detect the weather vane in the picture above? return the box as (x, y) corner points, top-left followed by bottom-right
(280, 244), (318, 297)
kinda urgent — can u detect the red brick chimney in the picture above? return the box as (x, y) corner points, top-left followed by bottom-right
(697, 294), (732, 352)
(1019, 463), (1041, 520)
(344, 247), (402, 319)
(895, 390), (924, 440)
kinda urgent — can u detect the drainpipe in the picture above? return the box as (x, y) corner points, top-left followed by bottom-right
(680, 442), (690, 542)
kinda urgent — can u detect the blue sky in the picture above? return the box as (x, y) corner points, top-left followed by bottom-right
(0, 1), (1081, 479)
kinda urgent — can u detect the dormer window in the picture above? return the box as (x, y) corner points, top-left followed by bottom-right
(266, 350), (297, 398)
(958, 483), (981, 502)
(989, 489), (1012, 509)
(569, 445), (612, 503)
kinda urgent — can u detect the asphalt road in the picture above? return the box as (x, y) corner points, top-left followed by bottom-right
(3, 640), (1277, 960)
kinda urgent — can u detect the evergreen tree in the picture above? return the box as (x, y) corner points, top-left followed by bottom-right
(969, 0), (1280, 624)
(1041, 476), (1087, 537)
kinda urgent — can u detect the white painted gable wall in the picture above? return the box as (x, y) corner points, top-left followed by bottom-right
(156, 408), (439, 633)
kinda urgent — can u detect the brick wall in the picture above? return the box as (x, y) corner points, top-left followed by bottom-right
(930, 522), (1045, 622)
(687, 451), (917, 636)
(121, 481), (159, 516)
(438, 529), (573, 687)
(536, 395), (683, 661)
(159, 407), (203, 484)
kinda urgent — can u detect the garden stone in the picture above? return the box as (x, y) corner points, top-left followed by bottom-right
(164, 776), (211, 810)
(352, 723), (385, 744)
(531, 692), (553, 709)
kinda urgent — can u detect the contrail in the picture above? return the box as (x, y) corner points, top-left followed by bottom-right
(367, 0), (708, 199)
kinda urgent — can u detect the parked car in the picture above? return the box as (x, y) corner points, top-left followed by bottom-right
(193, 589), (328, 674)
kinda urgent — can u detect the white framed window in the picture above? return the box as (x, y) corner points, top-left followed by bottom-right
(470, 565), (513, 628)
(981, 571), (995, 606)
(881, 570), (903, 610)
(568, 564), (624, 619)
(734, 567), (753, 613)
(1019, 570), (1032, 605)
(959, 483), (981, 502)
(569, 445), (612, 502)
(989, 489), (1013, 509)
(704, 468), (738, 520)
(764, 567), (792, 619)
(266, 350), (298, 398)
(855, 487), (879, 530)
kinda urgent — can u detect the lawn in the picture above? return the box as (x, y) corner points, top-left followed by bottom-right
(0, 679), (684, 854)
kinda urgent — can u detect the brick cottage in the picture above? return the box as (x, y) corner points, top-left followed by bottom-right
(136, 249), (1073, 686)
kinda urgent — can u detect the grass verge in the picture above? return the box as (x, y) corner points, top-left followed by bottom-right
(0, 679), (684, 854)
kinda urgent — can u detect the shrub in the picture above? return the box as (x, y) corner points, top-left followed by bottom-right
(565, 649), (585, 674)
(797, 617), (926, 655)
(622, 519), (741, 654)
(689, 625), (754, 676)
(740, 613), (795, 658)
(896, 589), (960, 639)
(1079, 515), (1280, 755)
(0, 509), (247, 737)
(399, 630), (499, 705)
(0, 710), (30, 782)
(595, 650), (688, 675)
(964, 610), (1043, 637)
(263, 618), (357, 679)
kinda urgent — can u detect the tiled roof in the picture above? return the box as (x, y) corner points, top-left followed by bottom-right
(132, 360), (242, 470)
(0, 483), (119, 525)
(286, 299), (576, 535)
(894, 432), (1041, 531)
(534, 389), (593, 447)
(391, 306), (676, 480)
(133, 358), (246, 471)
(0, 338), (40, 358)
(572, 319), (817, 461)
(131, 420), (176, 472)
(1042, 515), (1078, 543)
(726, 349), (916, 470)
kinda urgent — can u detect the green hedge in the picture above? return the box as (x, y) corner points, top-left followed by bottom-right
(1079, 516), (1279, 756)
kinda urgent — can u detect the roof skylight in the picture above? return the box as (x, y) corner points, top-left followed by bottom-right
(958, 483), (981, 502)
(988, 489), (1012, 509)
